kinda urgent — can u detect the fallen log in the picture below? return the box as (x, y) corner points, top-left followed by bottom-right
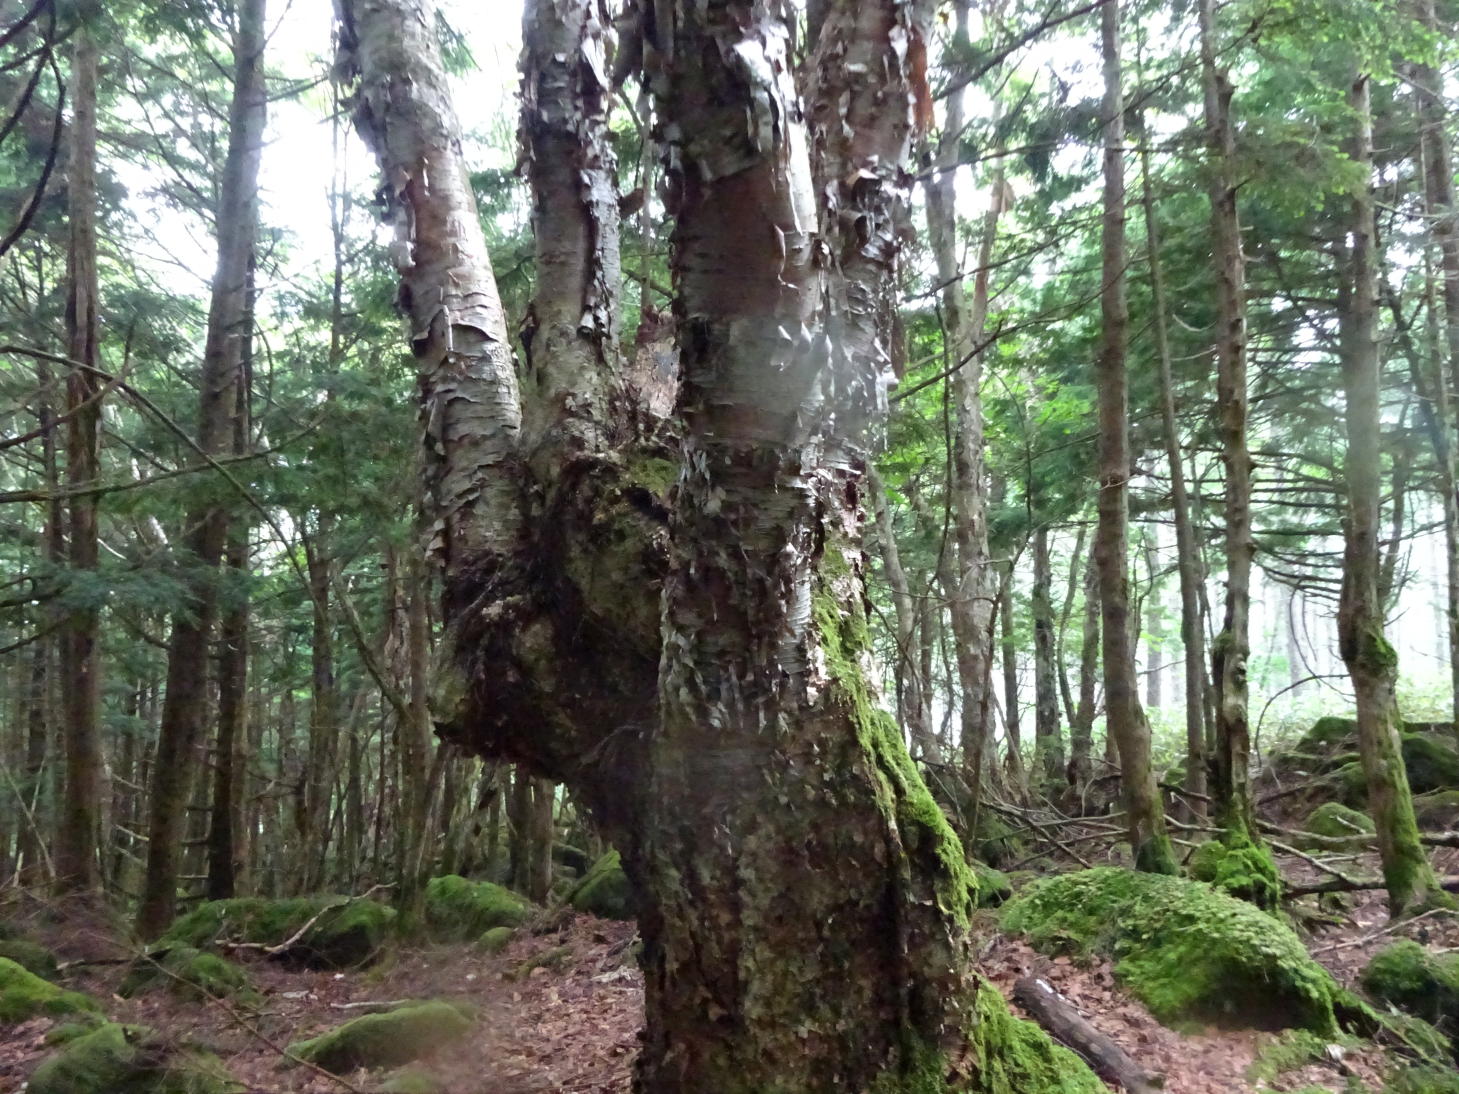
(1013, 975), (1163, 1093)
(1284, 874), (1459, 898)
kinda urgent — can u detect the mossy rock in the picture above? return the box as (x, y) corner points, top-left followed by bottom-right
(477, 926), (515, 954)
(422, 875), (529, 942)
(567, 850), (634, 920)
(511, 944), (573, 980)
(120, 946), (251, 1002)
(0, 956), (98, 1024)
(161, 896), (394, 969)
(1414, 790), (1459, 828)
(1360, 940), (1459, 1026)
(0, 938), (59, 978)
(1299, 716), (1358, 751)
(380, 1068), (441, 1094)
(27, 1022), (243, 1094)
(552, 844), (591, 876)
(1187, 836), (1281, 909)
(1300, 802), (1375, 848)
(971, 810), (1023, 868)
(1245, 1029), (1352, 1084)
(972, 861), (1013, 908)
(287, 1000), (472, 1074)
(1001, 867), (1339, 1032)
(1403, 734), (1459, 794)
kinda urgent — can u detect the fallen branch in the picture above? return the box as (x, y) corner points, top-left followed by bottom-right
(1310, 907), (1457, 956)
(1284, 875), (1459, 898)
(1012, 976), (1163, 1094)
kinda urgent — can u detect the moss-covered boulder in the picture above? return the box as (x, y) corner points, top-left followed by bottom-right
(0, 956), (98, 1024)
(552, 844), (591, 876)
(1403, 734), (1459, 794)
(972, 861), (1013, 908)
(287, 1000), (472, 1074)
(160, 896), (394, 969)
(1187, 836), (1281, 909)
(1360, 940), (1459, 1026)
(380, 1068), (441, 1094)
(119, 946), (251, 1002)
(567, 850), (633, 920)
(27, 1022), (242, 1094)
(0, 938), (59, 978)
(1001, 868), (1339, 1032)
(1414, 789), (1459, 829)
(1300, 716), (1358, 751)
(1300, 802), (1375, 847)
(422, 875), (529, 942)
(477, 926), (515, 954)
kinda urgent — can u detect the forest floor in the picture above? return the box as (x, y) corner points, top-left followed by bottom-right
(4, 850), (1457, 1093)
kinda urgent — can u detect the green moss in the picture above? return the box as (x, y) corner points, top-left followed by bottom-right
(971, 862), (1013, 908)
(287, 1001), (472, 1074)
(1187, 834), (1281, 909)
(0, 956), (98, 1024)
(380, 1069), (441, 1094)
(1360, 940), (1459, 1025)
(1301, 802), (1375, 847)
(1402, 734), (1459, 794)
(1414, 790), (1459, 828)
(1001, 868), (1338, 1032)
(1300, 716), (1358, 751)
(1246, 1029), (1350, 1084)
(0, 938), (58, 978)
(161, 896), (395, 968)
(477, 926), (515, 953)
(1388, 1066), (1459, 1094)
(511, 944), (573, 980)
(119, 946), (251, 1001)
(27, 1022), (243, 1094)
(813, 587), (975, 930)
(970, 810), (1023, 869)
(863, 980), (1103, 1094)
(566, 851), (634, 920)
(423, 875), (530, 941)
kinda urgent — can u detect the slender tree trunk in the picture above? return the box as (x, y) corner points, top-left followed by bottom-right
(1413, 0), (1459, 731)
(56, 7), (103, 894)
(1199, 0), (1263, 863)
(1095, 0), (1174, 874)
(137, 0), (267, 938)
(1056, 525), (1087, 727)
(998, 560), (1026, 790)
(1143, 542), (1163, 711)
(870, 468), (938, 760)
(301, 522), (338, 891)
(1032, 527), (1063, 787)
(1070, 550), (1099, 796)
(1339, 74), (1445, 918)
(206, 266), (254, 902)
(525, 778), (554, 903)
(507, 766), (532, 893)
(923, 0), (997, 786)
(1138, 137), (1208, 815)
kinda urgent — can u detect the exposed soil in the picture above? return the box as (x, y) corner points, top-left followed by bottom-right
(3, 852), (1456, 1094)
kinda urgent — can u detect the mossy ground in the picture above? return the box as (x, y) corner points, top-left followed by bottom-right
(0, 938), (59, 978)
(566, 850), (634, 920)
(1001, 867), (1339, 1032)
(120, 946), (252, 1002)
(287, 1000), (472, 1074)
(0, 956), (99, 1024)
(26, 1021), (242, 1094)
(160, 895), (395, 968)
(422, 875), (529, 941)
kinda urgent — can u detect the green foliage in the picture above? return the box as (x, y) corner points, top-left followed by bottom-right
(1360, 940), (1459, 1026)
(287, 1001), (472, 1074)
(1387, 1066), (1459, 1094)
(422, 876), (530, 941)
(27, 1022), (242, 1094)
(1001, 868), (1338, 1032)
(160, 896), (394, 969)
(567, 851), (634, 921)
(119, 947), (251, 1002)
(0, 957), (98, 1024)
